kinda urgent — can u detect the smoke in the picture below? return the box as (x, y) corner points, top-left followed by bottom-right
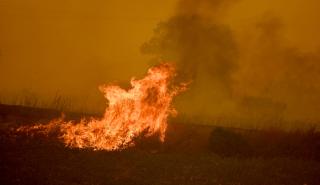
(142, 0), (238, 81)
(1, 0), (320, 126)
(142, 0), (320, 124)
(141, 0), (239, 119)
(234, 14), (320, 122)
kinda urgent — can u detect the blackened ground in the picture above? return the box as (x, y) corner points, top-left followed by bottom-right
(0, 104), (320, 185)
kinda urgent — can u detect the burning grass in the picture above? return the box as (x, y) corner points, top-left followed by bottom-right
(1, 63), (320, 184)
(12, 63), (188, 151)
(1, 104), (320, 185)
(1, 130), (320, 185)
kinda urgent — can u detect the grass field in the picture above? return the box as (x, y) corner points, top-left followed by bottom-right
(1, 104), (320, 185)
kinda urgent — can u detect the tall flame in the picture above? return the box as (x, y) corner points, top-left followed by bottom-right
(17, 63), (187, 151)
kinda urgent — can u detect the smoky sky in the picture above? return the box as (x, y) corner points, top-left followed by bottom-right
(141, 15), (238, 87)
(1, 0), (320, 125)
(142, 0), (320, 124)
(234, 15), (320, 122)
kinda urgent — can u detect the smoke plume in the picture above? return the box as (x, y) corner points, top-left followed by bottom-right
(142, 0), (320, 126)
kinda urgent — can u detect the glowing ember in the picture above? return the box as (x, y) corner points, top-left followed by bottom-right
(17, 63), (187, 150)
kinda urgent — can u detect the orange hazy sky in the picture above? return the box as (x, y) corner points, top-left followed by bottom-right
(1, 0), (320, 122)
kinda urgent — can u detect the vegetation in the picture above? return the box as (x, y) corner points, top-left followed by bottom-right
(1, 134), (319, 185)
(0, 91), (103, 114)
(0, 104), (320, 185)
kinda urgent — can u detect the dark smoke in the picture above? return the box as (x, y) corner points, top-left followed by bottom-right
(141, 15), (238, 90)
(142, 0), (320, 126)
(142, 0), (239, 120)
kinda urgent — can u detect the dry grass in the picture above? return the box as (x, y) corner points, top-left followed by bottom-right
(1, 134), (319, 185)
(0, 92), (103, 114)
(0, 104), (320, 185)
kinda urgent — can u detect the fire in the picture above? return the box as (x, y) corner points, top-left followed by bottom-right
(17, 63), (187, 150)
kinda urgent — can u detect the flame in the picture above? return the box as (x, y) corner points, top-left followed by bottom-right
(17, 63), (187, 150)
